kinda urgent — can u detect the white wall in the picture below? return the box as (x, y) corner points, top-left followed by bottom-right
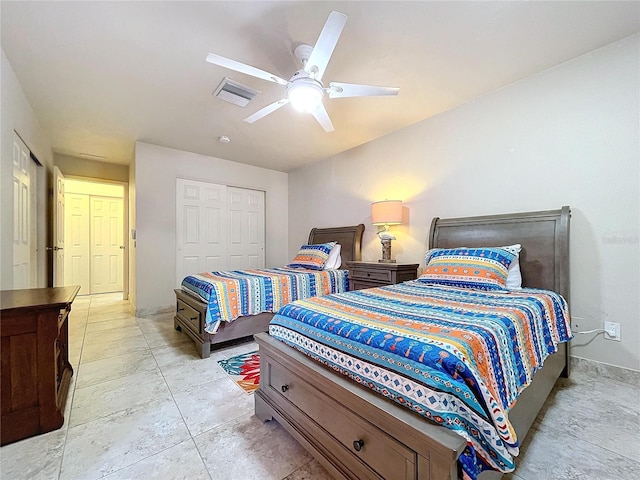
(1, 50), (54, 290)
(133, 142), (289, 315)
(55, 154), (129, 183)
(289, 35), (640, 372)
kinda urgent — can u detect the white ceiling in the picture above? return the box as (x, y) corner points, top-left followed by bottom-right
(2, 1), (638, 172)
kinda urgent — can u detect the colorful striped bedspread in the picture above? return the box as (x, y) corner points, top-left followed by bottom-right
(181, 268), (349, 334)
(268, 281), (572, 480)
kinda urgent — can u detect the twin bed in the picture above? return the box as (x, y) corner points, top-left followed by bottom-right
(254, 206), (571, 480)
(174, 224), (365, 358)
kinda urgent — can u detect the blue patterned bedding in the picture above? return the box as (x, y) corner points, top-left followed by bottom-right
(181, 268), (349, 333)
(268, 281), (572, 480)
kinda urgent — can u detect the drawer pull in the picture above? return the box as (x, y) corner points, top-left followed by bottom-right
(367, 272), (371, 277)
(281, 384), (289, 393)
(190, 316), (197, 321)
(177, 307), (185, 312)
(353, 439), (365, 452)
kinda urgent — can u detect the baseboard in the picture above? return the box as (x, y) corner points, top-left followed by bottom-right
(570, 356), (640, 387)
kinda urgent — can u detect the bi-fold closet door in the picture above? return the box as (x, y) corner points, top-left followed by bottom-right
(175, 178), (265, 286)
(64, 186), (124, 295)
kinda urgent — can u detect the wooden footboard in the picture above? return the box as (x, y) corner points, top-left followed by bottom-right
(174, 289), (272, 358)
(255, 332), (567, 480)
(255, 332), (467, 480)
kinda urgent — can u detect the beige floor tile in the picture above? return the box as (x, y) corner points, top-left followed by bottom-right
(513, 421), (640, 479)
(142, 326), (193, 349)
(160, 354), (228, 392)
(59, 397), (190, 480)
(87, 310), (136, 324)
(151, 340), (227, 369)
(535, 372), (640, 462)
(100, 439), (210, 480)
(75, 350), (159, 388)
(137, 316), (175, 335)
(0, 428), (67, 480)
(69, 369), (172, 427)
(83, 325), (144, 346)
(85, 316), (138, 333)
(194, 415), (312, 480)
(80, 333), (150, 364)
(172, 374), (254, 436)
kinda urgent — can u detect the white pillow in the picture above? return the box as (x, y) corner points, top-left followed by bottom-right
(324, 243), (342, 269)
(501, 244), (522, 290)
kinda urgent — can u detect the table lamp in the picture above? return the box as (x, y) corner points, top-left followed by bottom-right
(371, 200), (403, 263)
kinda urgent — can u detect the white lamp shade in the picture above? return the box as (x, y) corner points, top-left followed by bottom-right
(287, 78), (324, 112)
(371, 200), (402, 225)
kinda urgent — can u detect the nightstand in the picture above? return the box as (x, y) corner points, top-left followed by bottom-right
(346, 261), (419, 291)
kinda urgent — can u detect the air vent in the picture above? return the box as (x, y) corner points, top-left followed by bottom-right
(213, 77), (259, 107)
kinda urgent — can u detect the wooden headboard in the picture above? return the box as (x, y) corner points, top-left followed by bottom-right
(308, 224), (365, 265)
(429, 206), (570, 302)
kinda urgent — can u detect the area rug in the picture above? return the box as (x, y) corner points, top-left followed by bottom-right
(217, 350), (260, 394)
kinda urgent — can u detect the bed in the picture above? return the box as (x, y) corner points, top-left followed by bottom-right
(174, 224), (365, 358)
(254, 206), (571, 480)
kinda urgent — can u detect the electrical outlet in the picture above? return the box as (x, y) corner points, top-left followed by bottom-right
(604, 321), (621, 341)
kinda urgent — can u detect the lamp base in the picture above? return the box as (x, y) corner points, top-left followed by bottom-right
(379, 238), (395, 263)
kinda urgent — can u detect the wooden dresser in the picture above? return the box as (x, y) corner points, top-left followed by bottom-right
(1, 285), (80, 446)
(346, 261), (419, 290)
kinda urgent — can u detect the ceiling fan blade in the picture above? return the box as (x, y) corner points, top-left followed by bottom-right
(305, 11), (347, 80)
(311, 103), (335, 132)
(206, 53), (289, 86)
(244, 98), (289, 124)
(328, 82), (400, 98)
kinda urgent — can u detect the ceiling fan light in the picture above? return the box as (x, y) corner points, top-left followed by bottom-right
(287, 78), (324, 112)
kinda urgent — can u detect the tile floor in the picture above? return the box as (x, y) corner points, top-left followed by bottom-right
(1, 293), (638, 480)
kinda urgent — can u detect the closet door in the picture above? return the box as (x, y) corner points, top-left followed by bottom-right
(90, 196), (124, 294)
(12, 134), (32, 288)
(64, 193), (90, 293)
(227, 187), (265, 270)
(176, 180), (266, 286)
(176, 179), (227, 286)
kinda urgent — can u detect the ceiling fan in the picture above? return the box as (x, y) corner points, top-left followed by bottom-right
(206, 11), (399, 132)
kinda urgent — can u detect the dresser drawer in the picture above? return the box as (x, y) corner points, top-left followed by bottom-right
(266, 357), (416, 480)
(350, 280), (385, 291)
(351, 267), (392, 283)
(176, 299), (202, 335)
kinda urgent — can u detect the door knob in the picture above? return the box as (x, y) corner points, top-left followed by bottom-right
(120, 246), (125, 249)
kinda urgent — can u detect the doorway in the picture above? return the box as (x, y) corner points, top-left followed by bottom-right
(63, 179), (125, 295)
